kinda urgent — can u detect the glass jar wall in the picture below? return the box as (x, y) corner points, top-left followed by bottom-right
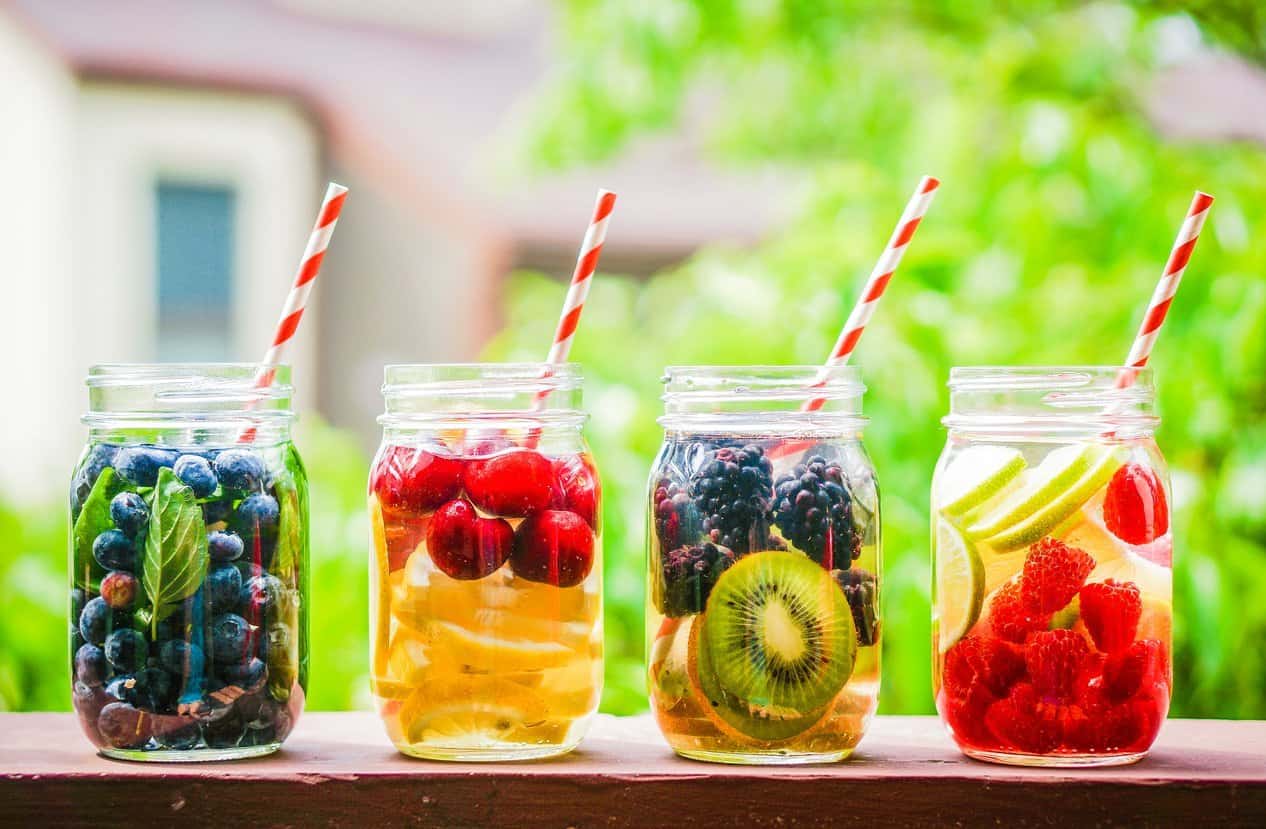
(647, 366), (881, 764)
(70, 364), (308, 761)
(368, 364), (602, 761)
(931, 367), (1172, 767)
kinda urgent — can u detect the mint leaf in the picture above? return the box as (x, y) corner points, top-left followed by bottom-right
(142, 467), (209, 638)
(72, 467), (125, 592)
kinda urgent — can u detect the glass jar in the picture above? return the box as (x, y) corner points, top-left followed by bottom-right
(932, 367), (1172, 767)
(70, 364), (308, 761)
(647, 366), (881, 764)
(368, 364), (603, 761)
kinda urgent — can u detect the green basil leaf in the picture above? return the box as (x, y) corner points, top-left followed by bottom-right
(72, 467), (125, 592)
(142, 467), (209, 637)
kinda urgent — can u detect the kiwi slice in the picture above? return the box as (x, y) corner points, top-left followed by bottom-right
(696, 550), (857, 739)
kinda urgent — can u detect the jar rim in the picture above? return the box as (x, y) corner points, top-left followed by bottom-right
(659, 364), (866, 434)
(380, 362), (585, 429)
(947, 365), (1154, 390)
(83, 363), (294, 430)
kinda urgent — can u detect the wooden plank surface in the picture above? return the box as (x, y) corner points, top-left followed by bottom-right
(1, 713), (1263, 827)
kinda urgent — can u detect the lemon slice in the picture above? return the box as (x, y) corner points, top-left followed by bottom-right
(982, 447), (1124, 553)
(934, 519), (985, 652)
(387, 627), (434, 683)
(937, 447), (1027, 521)
(1089, 550), (1172, 604)
(370, 496), (393, 677)
(966, 444), (1102, 540)
(426, 620), (576, 672)
(400, 677), (549, 747)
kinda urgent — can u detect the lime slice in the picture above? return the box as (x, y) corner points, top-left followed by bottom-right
(966, 444), (1101, 541)
(982, 447), (1124, 553)
(937, 447), (1027, 521)
(934, 519), (985, 653)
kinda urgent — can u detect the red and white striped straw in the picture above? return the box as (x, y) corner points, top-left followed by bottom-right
(803, 175), (940, 411)
(1115, 190), (1214, 389)
(240, 181), (348, 441)
(544, 189), (618, 367)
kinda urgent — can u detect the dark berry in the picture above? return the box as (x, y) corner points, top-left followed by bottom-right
(79, 597), (122, 645)
(93, 529), (137, 572)
(174, 454), (219, 497)
(71, 588), (86, 621)
(207, 563), (243, 610)
(239, 575), (286, 619)
(104, 628), (148, 673)
(652, 478), (701, 550)
(211, 613), (253, 664)
(689, 444), (775, 554)
(159, 640), (206, 676)
(223, 657), (267, 692)
(154, 721), (201, 750)
(97, 702), (154, 749)
(114, 445), (177, 487)
(213, 449), (266, 492)
(201, 711), (246, 748)
(234, 493), (280, 548)
(655, 542), (738, 617)
(772, 456), (860, 568)
(75, 643), (108, 686)
(203, 499), (233, 527)
(142, 666), (176, 711)
(834, 567), (879, 646)
(208, 530), (245, 562)
(72, 444), (119, 508)
(100, 571), (139, 609)
(105, 674), (151, 708)
(108, 492), (149, 538)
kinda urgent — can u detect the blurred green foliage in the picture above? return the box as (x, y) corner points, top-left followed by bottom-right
(486, 0), (1266, 716)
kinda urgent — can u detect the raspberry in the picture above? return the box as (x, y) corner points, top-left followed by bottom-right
(985, 683), (1063, 754)
(1102, 638), (1169, 701)
(1080, 579), (1142, 653)
(988, 579), (1049, 643)
(1021, 538), (1095, 614)
(1065, 687), (1157, 753)
(943, 635), (1025, 699)
(941, 679), (998, 748)
(1025, 629), (1090, 702)
(1103, 462), (1169, 544)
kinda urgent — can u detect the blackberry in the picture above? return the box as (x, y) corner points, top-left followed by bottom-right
(654, 542), (738, 618)
(689, 444), (775, 554)
(651, 478), (701, 550)
(834, 568), (879, 646)
(772, 456), (860, 568)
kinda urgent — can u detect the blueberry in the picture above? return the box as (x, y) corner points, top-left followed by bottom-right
(104, 628), (148, 673)
(223, 657), (267, 692)
(210, 613), (253, 664)
(207, 563), (242, 610)
(213, 449), (266, 492)
(71, 588), (86, 621)
(239, 575), (286, 619)
(208, 531), (245, 563)
(201, 711), (246, 748)
(114, 446), (177, 487)
(75, 643), (108, 686)
(79, 597), (121, 645)
(104, 674), (148, 707)
(92, 529), (137, 572)
(109, 492), (149, 538)
(97, 702), (153, 749)
(72, 443), (119, 508)
(174, 454), (218, 498)
(142, 666), (175, 711)
(233, 493), (280, 547)
(203, 499), (234, 527)
(158, 640), (206, 676)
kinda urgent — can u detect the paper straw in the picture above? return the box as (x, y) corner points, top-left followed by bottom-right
(1115, 190), (1214, 389)
(802, 175), (940, 411)
(239, 182), (348, 442)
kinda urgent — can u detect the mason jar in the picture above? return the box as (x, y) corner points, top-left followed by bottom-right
(70, 364), (308, 760)
(368, 364), (603, 761)
(932, 367), (1172, 766)
(646, 366), (881, 764)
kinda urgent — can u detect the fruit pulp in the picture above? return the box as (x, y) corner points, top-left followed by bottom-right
(931, 437), (1172, 766)
(369, 442), (602, 761)
(647, 437), (881, 764)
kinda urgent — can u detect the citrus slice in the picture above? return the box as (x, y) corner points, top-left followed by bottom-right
(965, 444), (1103, 540)
(370, 496), (393, 676)
(399, 677), (548, 747)
(425, 620), (576, 672)
(982, 447), (1124, 552)
(935, 519), (985, 653)
(937, 447), (1027, 521)
(387, 627), (433, 684)
(1088, 550), (1172, 604)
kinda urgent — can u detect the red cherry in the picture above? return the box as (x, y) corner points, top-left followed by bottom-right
(511, 510), (595, 588)
(425, 499), (512, 580)
(1103, 462), (1169, 545)
(463, 449), (555, 517)
(551, 454), (601, 530)
(371, 444), (463, 514)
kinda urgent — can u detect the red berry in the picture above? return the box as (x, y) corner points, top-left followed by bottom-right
(985, 682), (1063, 754)
(1021, 538), (1095, 614)
(1025, 629), (1090, 702)
(988, 579), (1049, 643)
(1080, 579), (1142, 653)
(371, 444), (463, 514)
(551, 454), (601, 530)
(425, 499), (513, 580)
(1103, 462), (1169, 545)
(100, 571), (138, 609)
(511, 510), (595, 588)
(1102, 638), (1169, 701)
(943, 635), (1025, 699)
(1065, 685), (1158, 753)
(464, 449), (555, 517)
(940, 679), (998, 748)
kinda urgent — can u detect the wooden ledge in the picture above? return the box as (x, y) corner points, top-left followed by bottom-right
(1, 713), (1263, 827)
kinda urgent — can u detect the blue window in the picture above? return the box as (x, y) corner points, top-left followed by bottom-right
(155, 182), (236, 361)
